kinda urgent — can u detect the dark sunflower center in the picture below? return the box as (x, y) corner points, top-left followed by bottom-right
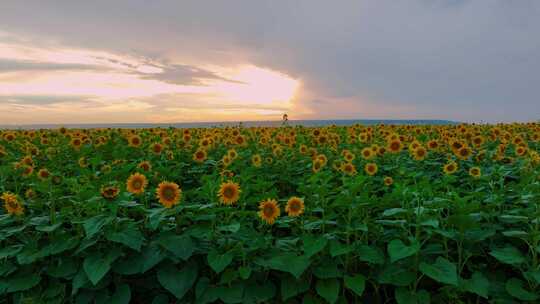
(223, 187), (235, 198)
(163, 187), (175, 200)
(263, 205), (274, 216)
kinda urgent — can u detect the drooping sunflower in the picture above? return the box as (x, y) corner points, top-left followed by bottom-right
(101, 185), (120, 200)
(258, 199), (280, 224)
(126, 172), (148, 195)
(193, 149), (207, 163)
(156, 181), (181, 208)
(21, 165), (34, 178)
(469, 167), (481, 178)
(218, 181), (241, 205)
(285, 197), (305, 217)
(384, 176), (394, 186)
(1, 192), (24, 215)
(364, 163), (378, 176)
(443, 161), (458, 175)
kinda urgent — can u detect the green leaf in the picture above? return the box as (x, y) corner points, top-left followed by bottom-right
(238, 266), (251, 280)
(303, 235), (328, 257)
(243, 281), (276, 302)
(462, 271), (489, 298)
(72, 269), (89, 296)
(36, 222), (63, 232)
(0, 245), (22, 259)
(388, 239), (420, 263)
(151, 295), (169, 304)
(313, 261), (341, 279)
(157, 234), (194, 260)
(219, 223), (241, 233)
(218, 283), (244, 303)
(207, 250), (233, 274)
(157, 262), (198, 300)
(6, 273), (41, 292)
(357, 245), (385, 264)
(419, 257), (458, 286)
(395, 288), (430, 304)
(83, 215), (113, 239)
(83, 249), (122, 285)
(281, 275), (310, 301)
(329, 240), (353, 257)
(489, 246), (525, 265)
(107, 284), (131, 304)
(344, 274), (365, 296)
(106, 225), (144, 251)
(315, 278), (340, 304)
(505, 278), (538, 301)
(256, 253), (311, 279)
(141, 244), (166, 273)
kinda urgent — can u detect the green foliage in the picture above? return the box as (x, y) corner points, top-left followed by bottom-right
(0, 123), (539, 302)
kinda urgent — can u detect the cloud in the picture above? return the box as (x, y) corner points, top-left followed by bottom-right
(0, 1), (539, 122)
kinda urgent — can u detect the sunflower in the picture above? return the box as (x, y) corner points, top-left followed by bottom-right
(412, 146), (427, 161)
(156, 181), (181, 208)
(312, 159), (324, 173)
(469, 167), (481, 178)
(138, 161), (152, 172)
(384, 176), (394, 186)
(128, 135), (142, 147)
(193, 149), (207, 163)
(443, 161), (458, 175)
(37, 168), (50, 180)
(285, 197), (305, 217)
(70, 137), (82, 149)
(361, 147), (374, 160)
(387, 139), (402, 153)
(341, 162), (357, 176)
(151, 143), (163, 155)
(25, 188), (36, 200)
(78, 157), (88, 168)
(1, 192), (24, 215)
(101, 185), (120, 200)
(258, 199), (280, 224)
(21, 165), (34, 177)
(364, 163), (378, 176)
(515, 146), (528, 157)
(218, 181), (241, 205)
(227, 149), (238, 159)
(456, 146), (472, 160)
(427, 140), (439, 150)
(251, 154), (262, 167)
(126, 172), (148, 195)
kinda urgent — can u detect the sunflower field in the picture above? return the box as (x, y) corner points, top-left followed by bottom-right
(0, 123), (539, 303)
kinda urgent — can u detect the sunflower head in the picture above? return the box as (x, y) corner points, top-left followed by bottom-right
(38, 168), (50, 180)
(384, 176), (394, 186)
(101, 185), (120, 200)
(285, 197), (305, 217)
(128, 135), (142, 147)
(258, 199), (280, 224)
(156, 181), (181, 208)
(251, 154), (262, 167)
(413, 146), (427, 161)
(341, 162), (357, 176)
(469, 167), (481, 178)
(218, 181), (241, 205)
(443, 162), (458, 175)
(1, 192), (24, 216)
(387, 139), (402, 153)
(138, 161), (152, 172)
(126, 172), (148, 195)
(193, 149), (207, 163)
(364, 163), (378, 176)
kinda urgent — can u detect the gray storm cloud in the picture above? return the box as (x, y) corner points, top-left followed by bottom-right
(0, 0), (539, 122)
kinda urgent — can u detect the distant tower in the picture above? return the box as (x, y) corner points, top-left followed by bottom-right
(282, 113), (289, 126)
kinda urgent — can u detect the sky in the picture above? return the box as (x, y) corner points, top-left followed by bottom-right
(0, 0), (539, 124)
